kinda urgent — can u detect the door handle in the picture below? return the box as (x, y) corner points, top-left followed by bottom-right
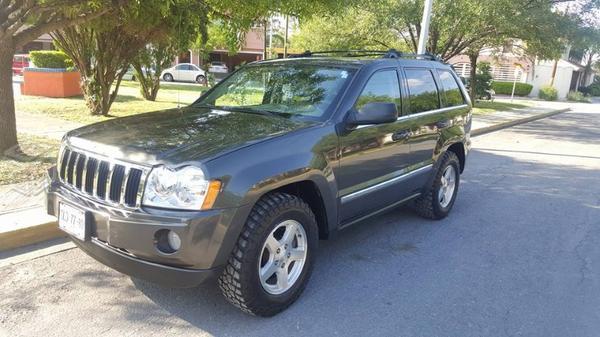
(436, 120), (452, 129)
(392, 130), (411, 141)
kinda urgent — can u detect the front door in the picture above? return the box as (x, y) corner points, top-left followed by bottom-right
(337, 68), (413, 223)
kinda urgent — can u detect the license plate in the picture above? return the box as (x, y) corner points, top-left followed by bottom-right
(59, 203), (88, 241)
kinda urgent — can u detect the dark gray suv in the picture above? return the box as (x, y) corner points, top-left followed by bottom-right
(47, 50), (471, 316)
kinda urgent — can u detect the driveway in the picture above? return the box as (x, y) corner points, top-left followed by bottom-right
(1, 103), (600, 336)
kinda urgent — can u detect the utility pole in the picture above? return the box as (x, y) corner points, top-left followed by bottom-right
(417, 0), (434, 55)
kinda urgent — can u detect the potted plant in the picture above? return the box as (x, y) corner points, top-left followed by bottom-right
(22, 50), (81, 97)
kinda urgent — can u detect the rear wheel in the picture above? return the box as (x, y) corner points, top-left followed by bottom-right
(163, 73), (173, 82)
(218, 192), (318, 316)
(412, 151), (460, 220)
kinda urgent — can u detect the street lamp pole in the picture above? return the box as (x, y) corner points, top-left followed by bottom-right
(417, 0), (434, 55)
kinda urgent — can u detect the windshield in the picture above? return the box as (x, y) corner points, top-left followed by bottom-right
(195, 63), (354, 119)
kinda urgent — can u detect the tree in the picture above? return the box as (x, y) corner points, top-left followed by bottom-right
(292, 7), (404, 51)
(0, 0), (117, 152)
(53, 0), (208, 115)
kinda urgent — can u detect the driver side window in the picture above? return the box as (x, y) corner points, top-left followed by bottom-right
(355, 69), (401, 112)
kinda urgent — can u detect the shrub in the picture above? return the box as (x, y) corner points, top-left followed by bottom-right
(566, 91), (591, 103)
(581, 82), (600, 97)
(538, 85), (558, 101)
(491, 81), (533, 96)
(473, 62), (493, 99)
(29, 50), (74, 69)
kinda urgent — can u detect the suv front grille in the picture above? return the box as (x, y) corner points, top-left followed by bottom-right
(58, 147), (149, 208)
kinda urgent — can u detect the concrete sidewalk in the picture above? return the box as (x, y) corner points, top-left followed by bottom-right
(0, 103), (571, 252)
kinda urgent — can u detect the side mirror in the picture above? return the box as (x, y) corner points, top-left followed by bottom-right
(347, 102), (398, 126)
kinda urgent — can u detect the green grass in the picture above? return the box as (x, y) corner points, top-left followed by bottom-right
(16, 81), (209, 124)
(472, 101), (530, 115)
(0, 134), (60, 186)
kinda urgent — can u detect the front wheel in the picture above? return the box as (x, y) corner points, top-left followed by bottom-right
(196, 75), (206, 85)
(163, 73), (173, 82)
(219, 192), (318, 316)
(412, 151), (460, 220)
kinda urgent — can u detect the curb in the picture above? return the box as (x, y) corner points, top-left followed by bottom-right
(0, 209), (64, 252)
(472, 108), (570, 137)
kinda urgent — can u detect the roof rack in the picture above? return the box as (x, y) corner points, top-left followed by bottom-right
(291, 49), (442, 62)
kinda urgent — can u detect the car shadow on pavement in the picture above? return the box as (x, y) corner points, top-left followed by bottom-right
(106, 149), (600, 336)
(4, 148), (599, 337)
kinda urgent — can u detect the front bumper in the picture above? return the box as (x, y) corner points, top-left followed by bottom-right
(46, 167), (251, 288)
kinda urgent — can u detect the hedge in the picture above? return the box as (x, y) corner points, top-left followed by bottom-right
(29, 50), (74, 69)
(491, 81), (533, 96)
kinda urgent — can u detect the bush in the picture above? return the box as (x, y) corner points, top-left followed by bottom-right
(491, 81), (533, 96)
(567, 91), (591, 103)
(538, 85), (558, 101)
(29, 50), (74, 69)
(581, 83), (600, 97)
(474, 62), (493, 99)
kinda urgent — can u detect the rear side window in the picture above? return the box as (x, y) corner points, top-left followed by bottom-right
(438, 69), (465, 107)
(355, 69), (401, 112)
(405, 68), (440, 114)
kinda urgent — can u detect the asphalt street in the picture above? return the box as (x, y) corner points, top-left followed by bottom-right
(1, 103), (600, 337)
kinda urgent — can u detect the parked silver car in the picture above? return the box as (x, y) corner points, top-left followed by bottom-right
(208, 61), (228, 74)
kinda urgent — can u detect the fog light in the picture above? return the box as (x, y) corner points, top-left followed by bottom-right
(167, 230), (181, 251)
(155, 229), (181, 254)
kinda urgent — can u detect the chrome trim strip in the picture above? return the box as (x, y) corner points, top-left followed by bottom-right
(80, 156), (89, 191)
(105, 162), (115, 202)
(136, 169), (149, 208)
(63, 150), (73, 183)
(339, 192), (421, 230)
(356, 104), (468, 130)
(340, 164), (433, 204)
(69, 152), (79, 184)
(89, 159), (99, 195)
(57, 145), (66, 182)
(120, 166), (131, 205)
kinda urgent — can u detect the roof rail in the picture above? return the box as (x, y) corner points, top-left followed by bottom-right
(291, 49), (443, 62)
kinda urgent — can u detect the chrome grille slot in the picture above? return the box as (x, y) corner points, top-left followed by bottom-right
(57, 146), (148, 209)
(109, 165), (125, 202)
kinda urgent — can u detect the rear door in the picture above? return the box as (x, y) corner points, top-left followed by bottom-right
(399, 67), (468, 188)
(337, 68), (415, 223)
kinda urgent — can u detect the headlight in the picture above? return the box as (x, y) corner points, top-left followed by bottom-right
(142, 165), (221, 210)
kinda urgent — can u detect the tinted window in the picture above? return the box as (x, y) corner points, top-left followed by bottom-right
(405, 68), (440, 113)
(439, 69), (465, 107)
(355, 70), (401, 112)
(196, 64), (354, 119)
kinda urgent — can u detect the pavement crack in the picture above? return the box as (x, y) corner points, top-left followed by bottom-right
(574, 223), (592, 284)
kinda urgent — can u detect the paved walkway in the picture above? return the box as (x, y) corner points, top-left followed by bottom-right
(16, 110), (83, 140)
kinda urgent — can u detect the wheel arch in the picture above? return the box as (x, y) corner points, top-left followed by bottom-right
(446, 142), (466, 173)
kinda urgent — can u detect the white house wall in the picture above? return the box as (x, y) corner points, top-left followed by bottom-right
(530, 64), (573, 100)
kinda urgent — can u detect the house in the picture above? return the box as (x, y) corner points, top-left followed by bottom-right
(176, 27), (266, 71)
(448, 43), (597, 100)
(15, 34), (54, 53)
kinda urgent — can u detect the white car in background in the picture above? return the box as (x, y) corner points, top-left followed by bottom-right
(161, 63), (207, 84)
(208, 61), (229, 74)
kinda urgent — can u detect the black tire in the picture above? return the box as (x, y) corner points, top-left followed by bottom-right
(412, 151), (461, 220)
(131, 75), (136, 82)
(218, 192), (318, 317)
(196, 75), (206, 84)
(163, 73), (173, 82)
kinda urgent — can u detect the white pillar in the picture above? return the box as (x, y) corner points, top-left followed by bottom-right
(417, 0), (434, 55)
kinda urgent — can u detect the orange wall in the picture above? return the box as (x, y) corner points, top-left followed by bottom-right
(22, 70), (82, 98)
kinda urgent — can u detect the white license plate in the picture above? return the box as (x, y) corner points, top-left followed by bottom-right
(59, 203), (87, 241)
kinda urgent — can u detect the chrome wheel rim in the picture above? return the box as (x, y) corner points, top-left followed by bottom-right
(438, 165), (457, 208)
(258, 220), (308, 295)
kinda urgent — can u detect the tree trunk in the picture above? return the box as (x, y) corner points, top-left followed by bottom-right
(0, 39), (18, 153)
(468, 52), (479, 105)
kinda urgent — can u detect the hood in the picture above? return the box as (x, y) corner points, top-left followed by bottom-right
(66, 106), (316, 165)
